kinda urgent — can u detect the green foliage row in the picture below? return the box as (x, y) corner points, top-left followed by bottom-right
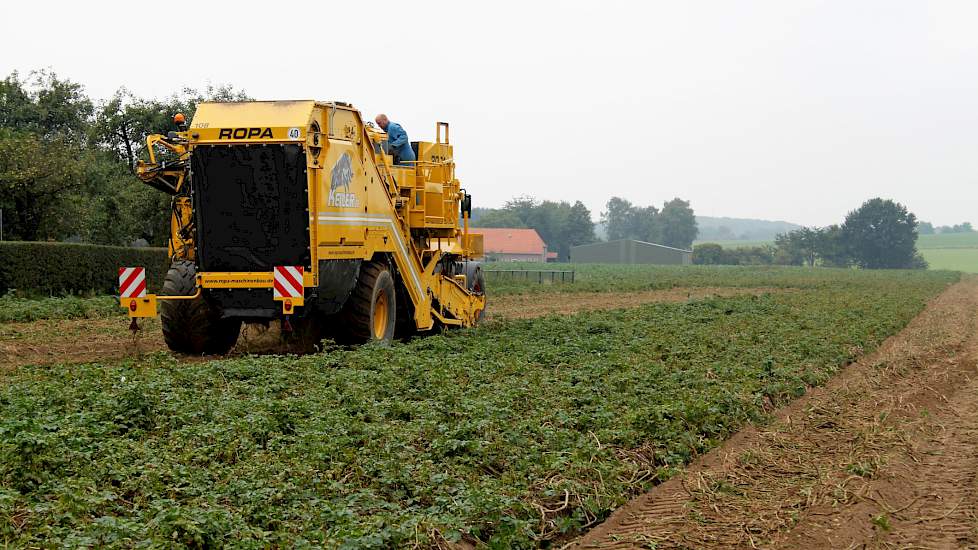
(0, 241), (168, 296)
(918, 221), (973, 235)
(4, 261), (962, 320)
(481, 261), (952, 296)
(692, 243), (781, 266)
(0, 294), (120, 323)
(0, 268), (959, 547)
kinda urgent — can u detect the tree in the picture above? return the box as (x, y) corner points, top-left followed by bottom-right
(472, 208), (524, 228)
(633, 205), (660, 244)
(0, 129), (88, 240)
(774, 227), (821, 267)
(657, 198), (698, 249)
(917, 221), (935, 235)
(560, 201), (596, 259)
(841, 198), (920, 269)
(601, 196), (696, 247)
(816, 225), (851, 268)
(0, 69), (251, 246)
(692, 243), (725, 265)
(774, 231), (804, 266)
(0, 70), (93, 142)
(601, 197), (637, 241)
(693, 243), (775, 265)
(94, 84), (251, 171)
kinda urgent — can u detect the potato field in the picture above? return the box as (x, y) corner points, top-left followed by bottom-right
(0, 265), (965, 548)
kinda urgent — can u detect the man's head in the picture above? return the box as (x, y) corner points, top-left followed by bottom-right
(374, 114), (389, 130)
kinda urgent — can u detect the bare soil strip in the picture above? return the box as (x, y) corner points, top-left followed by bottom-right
(1, 287), (782, 369)
(0, 317), (166, 370)
(573, 278), (978, 549)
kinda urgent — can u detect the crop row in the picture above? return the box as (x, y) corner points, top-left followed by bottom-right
(2, 264), (959, 323)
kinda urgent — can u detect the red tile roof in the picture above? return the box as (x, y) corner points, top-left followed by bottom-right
(472, 228), (547, 255)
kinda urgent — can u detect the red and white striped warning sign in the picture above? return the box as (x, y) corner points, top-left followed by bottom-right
(273, 266), (304, 298)
(118, 267), (147, 298)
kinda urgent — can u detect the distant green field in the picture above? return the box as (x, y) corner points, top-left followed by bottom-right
(915, 233), (978, 272)
(696, 231), (978, 273)
(919, 249), (978, 272)
(916, 232), (978, 249)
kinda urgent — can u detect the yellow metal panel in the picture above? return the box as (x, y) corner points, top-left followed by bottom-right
(280, 297), (304, 314)
(190, 101), (315, 142)
(199, 271), (315, 288)
(274, 295), (304, 307)
(200, 272), (274, 288)
(121, 295), (157, 318)
(464, 233), (484, 258)
(168, 197), (194, 260)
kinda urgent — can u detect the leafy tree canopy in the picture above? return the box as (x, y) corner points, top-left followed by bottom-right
(0, 69), (248, 246)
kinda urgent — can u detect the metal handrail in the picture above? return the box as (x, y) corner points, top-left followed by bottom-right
(483, 269), (575, 283)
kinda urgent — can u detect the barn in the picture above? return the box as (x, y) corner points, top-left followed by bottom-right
(570, 239), (692, 265)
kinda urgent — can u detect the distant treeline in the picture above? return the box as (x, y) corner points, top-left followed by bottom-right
(695, 198), (928, 269)
(472, 196), (698, 260)
(918, 221), (974, 235)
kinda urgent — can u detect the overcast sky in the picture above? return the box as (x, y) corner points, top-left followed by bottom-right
(2, 0), (976, 226)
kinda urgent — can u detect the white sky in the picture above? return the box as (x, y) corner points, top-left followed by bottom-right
(2, 0), (976, 226)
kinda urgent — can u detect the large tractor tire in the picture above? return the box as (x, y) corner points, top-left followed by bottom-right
(160, 260), (241, 354)
(342, 261), (396, 343)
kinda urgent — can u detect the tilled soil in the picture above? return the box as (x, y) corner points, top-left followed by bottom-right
(0, 317), (166, 369)
(573, 277), (978, 549)
(1, 287), (780, 369)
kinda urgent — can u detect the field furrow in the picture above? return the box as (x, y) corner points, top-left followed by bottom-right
(574, 277), (978, 549)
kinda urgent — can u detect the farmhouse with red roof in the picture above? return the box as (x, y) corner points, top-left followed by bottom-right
(472, 228), (549, 262)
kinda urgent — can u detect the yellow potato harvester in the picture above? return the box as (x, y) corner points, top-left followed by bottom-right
(124, 101), (485, 353)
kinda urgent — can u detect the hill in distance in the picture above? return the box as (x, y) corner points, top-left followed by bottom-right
(695, 216), (802, 242)
(591, 216), (802, 242)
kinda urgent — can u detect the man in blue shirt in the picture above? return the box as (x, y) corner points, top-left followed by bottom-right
(375, 114), (416, 165)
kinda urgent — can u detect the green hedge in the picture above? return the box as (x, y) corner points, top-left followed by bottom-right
(0, 241), (169, 296)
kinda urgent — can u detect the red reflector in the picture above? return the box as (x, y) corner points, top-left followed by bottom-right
(284, 299), (293, 312)
(129, 299), (137, 312)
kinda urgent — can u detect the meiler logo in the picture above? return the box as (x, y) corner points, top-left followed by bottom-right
(218, 127), (274, 139)
(328, 152), (359, 208)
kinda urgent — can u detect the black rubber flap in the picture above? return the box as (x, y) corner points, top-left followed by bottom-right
(192, 145), (310, 272)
